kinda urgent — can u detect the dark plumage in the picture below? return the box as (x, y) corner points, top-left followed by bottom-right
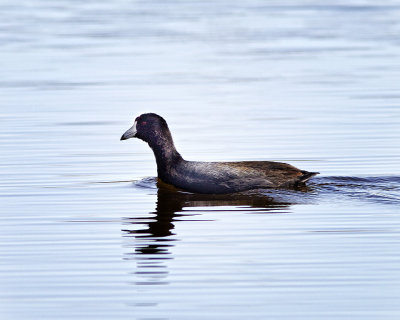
(121, 113), (319, 194)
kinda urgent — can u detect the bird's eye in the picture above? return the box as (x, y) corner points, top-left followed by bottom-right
(141, 121), (147, 125)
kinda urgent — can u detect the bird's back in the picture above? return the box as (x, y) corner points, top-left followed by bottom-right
(164, 160), (318, 194)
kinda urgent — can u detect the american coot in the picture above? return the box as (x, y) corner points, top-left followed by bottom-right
(121, 113), (319, 194)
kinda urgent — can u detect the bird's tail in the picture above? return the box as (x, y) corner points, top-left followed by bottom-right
(299, 171), (319, 183)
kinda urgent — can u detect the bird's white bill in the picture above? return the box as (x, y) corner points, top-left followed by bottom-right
(121, 121), (137, 140)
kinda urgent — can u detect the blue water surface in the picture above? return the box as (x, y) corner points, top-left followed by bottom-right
(1, 1), (400, 319)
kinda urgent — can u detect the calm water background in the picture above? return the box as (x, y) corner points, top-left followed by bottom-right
(1, 1), (400, 319)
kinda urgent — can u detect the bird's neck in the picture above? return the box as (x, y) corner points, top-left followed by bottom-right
(147, 136), (183, 177)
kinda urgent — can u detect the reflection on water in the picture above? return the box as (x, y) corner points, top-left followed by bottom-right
(123, 181), (292, 285)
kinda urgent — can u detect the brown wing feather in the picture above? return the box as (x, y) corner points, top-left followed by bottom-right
(217, 161), (305, 187)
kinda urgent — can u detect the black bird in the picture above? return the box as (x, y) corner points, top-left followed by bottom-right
(121, 113), (318, 194)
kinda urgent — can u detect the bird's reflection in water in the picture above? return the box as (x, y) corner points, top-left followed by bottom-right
(122, 180), (293, 285)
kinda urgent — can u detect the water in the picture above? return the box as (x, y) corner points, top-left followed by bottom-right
(1, 1), (400, 319)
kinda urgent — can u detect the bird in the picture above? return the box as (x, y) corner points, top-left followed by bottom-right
(121, 113), (319, 194)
